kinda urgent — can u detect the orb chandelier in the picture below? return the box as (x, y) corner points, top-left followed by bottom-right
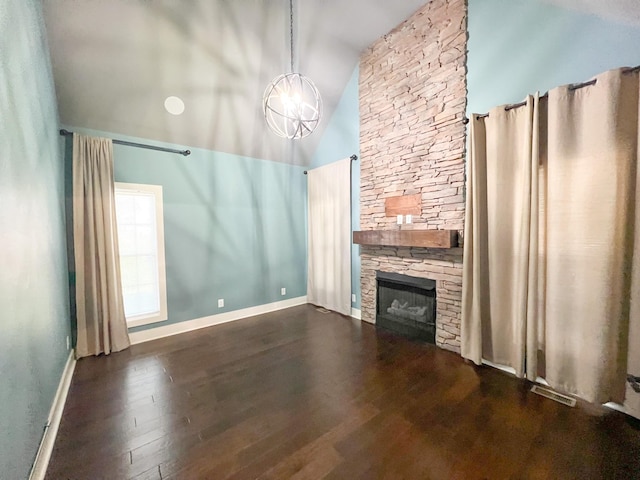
(263, 0), (322, 139)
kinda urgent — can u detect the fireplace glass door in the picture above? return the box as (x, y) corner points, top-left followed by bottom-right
(376, 271), (436, 343)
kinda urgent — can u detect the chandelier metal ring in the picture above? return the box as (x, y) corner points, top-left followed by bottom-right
(263, 73), (322, 139)
(263, 0), (322, 139)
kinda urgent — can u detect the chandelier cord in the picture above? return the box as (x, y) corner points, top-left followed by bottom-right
(263, 0), (321, 139)
(289, 0), (294, 72)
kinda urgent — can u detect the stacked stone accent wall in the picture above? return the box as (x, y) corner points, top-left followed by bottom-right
(358, 0), (467, 352)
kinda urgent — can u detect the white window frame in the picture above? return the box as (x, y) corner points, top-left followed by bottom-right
(115, 182), (168, 328)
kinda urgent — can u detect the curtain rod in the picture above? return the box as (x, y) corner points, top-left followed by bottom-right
(59, 129), (191, 156)
(303, 154), (357, 175)
(467, 65), (640, 122)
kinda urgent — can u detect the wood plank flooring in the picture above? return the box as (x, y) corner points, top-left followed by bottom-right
(46, 305), (640, 479)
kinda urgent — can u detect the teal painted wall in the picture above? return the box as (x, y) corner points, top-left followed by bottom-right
(0, 1), (71, 478)
(468, 0), (640, 115)
(65, 128), (307, 332)
(310, 65), (361, 310)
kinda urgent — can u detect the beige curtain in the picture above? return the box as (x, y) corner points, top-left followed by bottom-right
(461, 114), (489, 365)
(462, 68), (640, 405)
(544, 69), (638, 403)
(307, 158), (352, 315)
(627, 110), (640, 416)
(73, 133), (130, 357)
(462, 96), (539, 377)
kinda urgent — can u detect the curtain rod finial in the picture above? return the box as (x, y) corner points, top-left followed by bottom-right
(350, 154), (358, 161)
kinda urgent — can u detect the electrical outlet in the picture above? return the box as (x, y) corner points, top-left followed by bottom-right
(351, 294), (356, 303)
(406, 214), (412, 224)
(66, 336), (70, 350)
(218, 298), (224, 308)
(396, 214), (403, 224)
(281, 287), (286, 296)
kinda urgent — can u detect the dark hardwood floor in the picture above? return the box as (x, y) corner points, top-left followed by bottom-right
(47, 305), (640, 479)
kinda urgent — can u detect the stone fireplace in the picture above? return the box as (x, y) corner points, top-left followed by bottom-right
(357, 0), (467, 353)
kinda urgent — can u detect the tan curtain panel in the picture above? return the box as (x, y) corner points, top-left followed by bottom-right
(307, 158), (352, 316)
(462, 96), (539, 377)
(462, 68), (640, 406)
(73, 133), (130, 357)
(627, 92), (640, 416)
(461, 116), (489, 366)
(544, 69), (638, 404)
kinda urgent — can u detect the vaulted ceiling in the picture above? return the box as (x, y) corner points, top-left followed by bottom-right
(43, 0), (640, 165)
(43, 0), (427, 165)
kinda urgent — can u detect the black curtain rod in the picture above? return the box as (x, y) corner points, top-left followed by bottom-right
(468, 65), (640, 121)
(303, 154), (357, 175)
(59, 129), (191, 156)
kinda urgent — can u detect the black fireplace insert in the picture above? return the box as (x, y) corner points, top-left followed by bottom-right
(376, 271), (436, 344)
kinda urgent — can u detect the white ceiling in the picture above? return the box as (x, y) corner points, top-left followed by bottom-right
(43, 0), (427, 165)
(541, 0), (640, 26)
(43, 0), (640, 165)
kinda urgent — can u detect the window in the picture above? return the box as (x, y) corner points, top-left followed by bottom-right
(114, 182), (168, 327)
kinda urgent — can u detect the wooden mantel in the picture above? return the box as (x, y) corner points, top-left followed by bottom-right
(353, 229), (458, 249)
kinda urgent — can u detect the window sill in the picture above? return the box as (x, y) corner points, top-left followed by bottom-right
(127, 313), (167, 329)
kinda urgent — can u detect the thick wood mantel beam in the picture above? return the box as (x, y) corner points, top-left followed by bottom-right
(353, 230), (458, 249)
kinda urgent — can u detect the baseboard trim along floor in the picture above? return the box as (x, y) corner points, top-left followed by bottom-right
(129, 296), (309, 345)
(29, 349), (76, 480)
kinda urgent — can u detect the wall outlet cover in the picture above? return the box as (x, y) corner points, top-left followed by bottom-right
(281, 287), (286, 295)
(396, 214), (403, 224)
(406, 214), (412, 224)
(66, 336), (70, 350)
(218, 299), (224, 308)
(352, 294), (356, 303)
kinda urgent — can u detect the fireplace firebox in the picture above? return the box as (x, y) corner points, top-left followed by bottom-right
(376, 271), (436, 344)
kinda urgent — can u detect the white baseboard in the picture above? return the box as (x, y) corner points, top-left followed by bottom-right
(474, 360), (640, 417)
(351, 308), (361, 320)
(481, 359), (550, 387)
(129, 296), (308, 345)
(29, 349), (76, 480)
(481, 359), (516, 376)
(604, 401), (628, 414)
